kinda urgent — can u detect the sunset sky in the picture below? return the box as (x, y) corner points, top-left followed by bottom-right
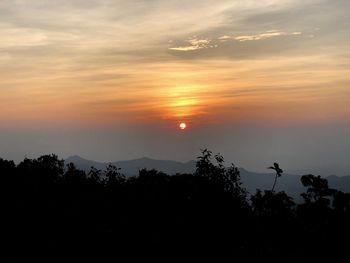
(1, 0), (350, 175)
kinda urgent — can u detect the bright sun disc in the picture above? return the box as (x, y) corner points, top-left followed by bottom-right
(179, 122), (187, 130)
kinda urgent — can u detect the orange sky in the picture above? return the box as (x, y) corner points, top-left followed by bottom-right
(2, 55), (350, 128)
(1, 0), (350, 174)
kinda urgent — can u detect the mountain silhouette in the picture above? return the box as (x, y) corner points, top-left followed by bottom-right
(66, 155), (350, 201)
(65, 155), (196, 176)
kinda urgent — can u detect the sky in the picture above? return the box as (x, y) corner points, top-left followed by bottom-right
(1, 0), (350, 175)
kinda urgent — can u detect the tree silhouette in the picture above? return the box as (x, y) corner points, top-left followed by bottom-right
(252, 190), (295, 216)
(1, 151), (350, 262)
(104, 164), (125, 186)
(268, 162), (283, 192)
(300, 174), (336, 206)
(195, 149), (247, 203)
(88, 166), (102, 184)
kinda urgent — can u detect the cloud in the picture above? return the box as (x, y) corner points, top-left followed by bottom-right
(169, 38), (212, 52)
(169, 46), (203, 52)
(219, 30), (302, 42)
(0, 25), (49, 48)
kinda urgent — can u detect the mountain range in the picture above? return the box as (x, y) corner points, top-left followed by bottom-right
(66, 155), (197, 176)
(66, 155), (350, 201)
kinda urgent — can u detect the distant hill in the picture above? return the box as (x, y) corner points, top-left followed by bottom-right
(65, 155), (350, 201)
(240, 169), (350, 201)
(65, 155), (196, 176)
(239, 168), (304, 200)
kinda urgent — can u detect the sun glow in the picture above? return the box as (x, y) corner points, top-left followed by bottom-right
(158, 84), (208, 124)
(179, 122), (187, 130)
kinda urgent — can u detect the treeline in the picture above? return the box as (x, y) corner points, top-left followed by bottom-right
(1, 149), (350, 262)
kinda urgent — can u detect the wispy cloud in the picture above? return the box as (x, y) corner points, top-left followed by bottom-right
(169, 38), (212, 52)
(0, 25), (49, 48)
(219, 30), (302, 42)
(169, 46), (203, 52)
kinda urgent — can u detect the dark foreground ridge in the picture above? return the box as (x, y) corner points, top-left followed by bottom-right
(1, 149), (350, 262)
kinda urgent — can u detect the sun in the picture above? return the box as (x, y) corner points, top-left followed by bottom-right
(179, 122), (187, 130)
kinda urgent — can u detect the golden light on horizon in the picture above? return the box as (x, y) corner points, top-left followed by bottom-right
(158, 84), (208, 124)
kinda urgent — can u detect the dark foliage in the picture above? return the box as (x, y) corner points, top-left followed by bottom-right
(1, 150), (349, 262)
